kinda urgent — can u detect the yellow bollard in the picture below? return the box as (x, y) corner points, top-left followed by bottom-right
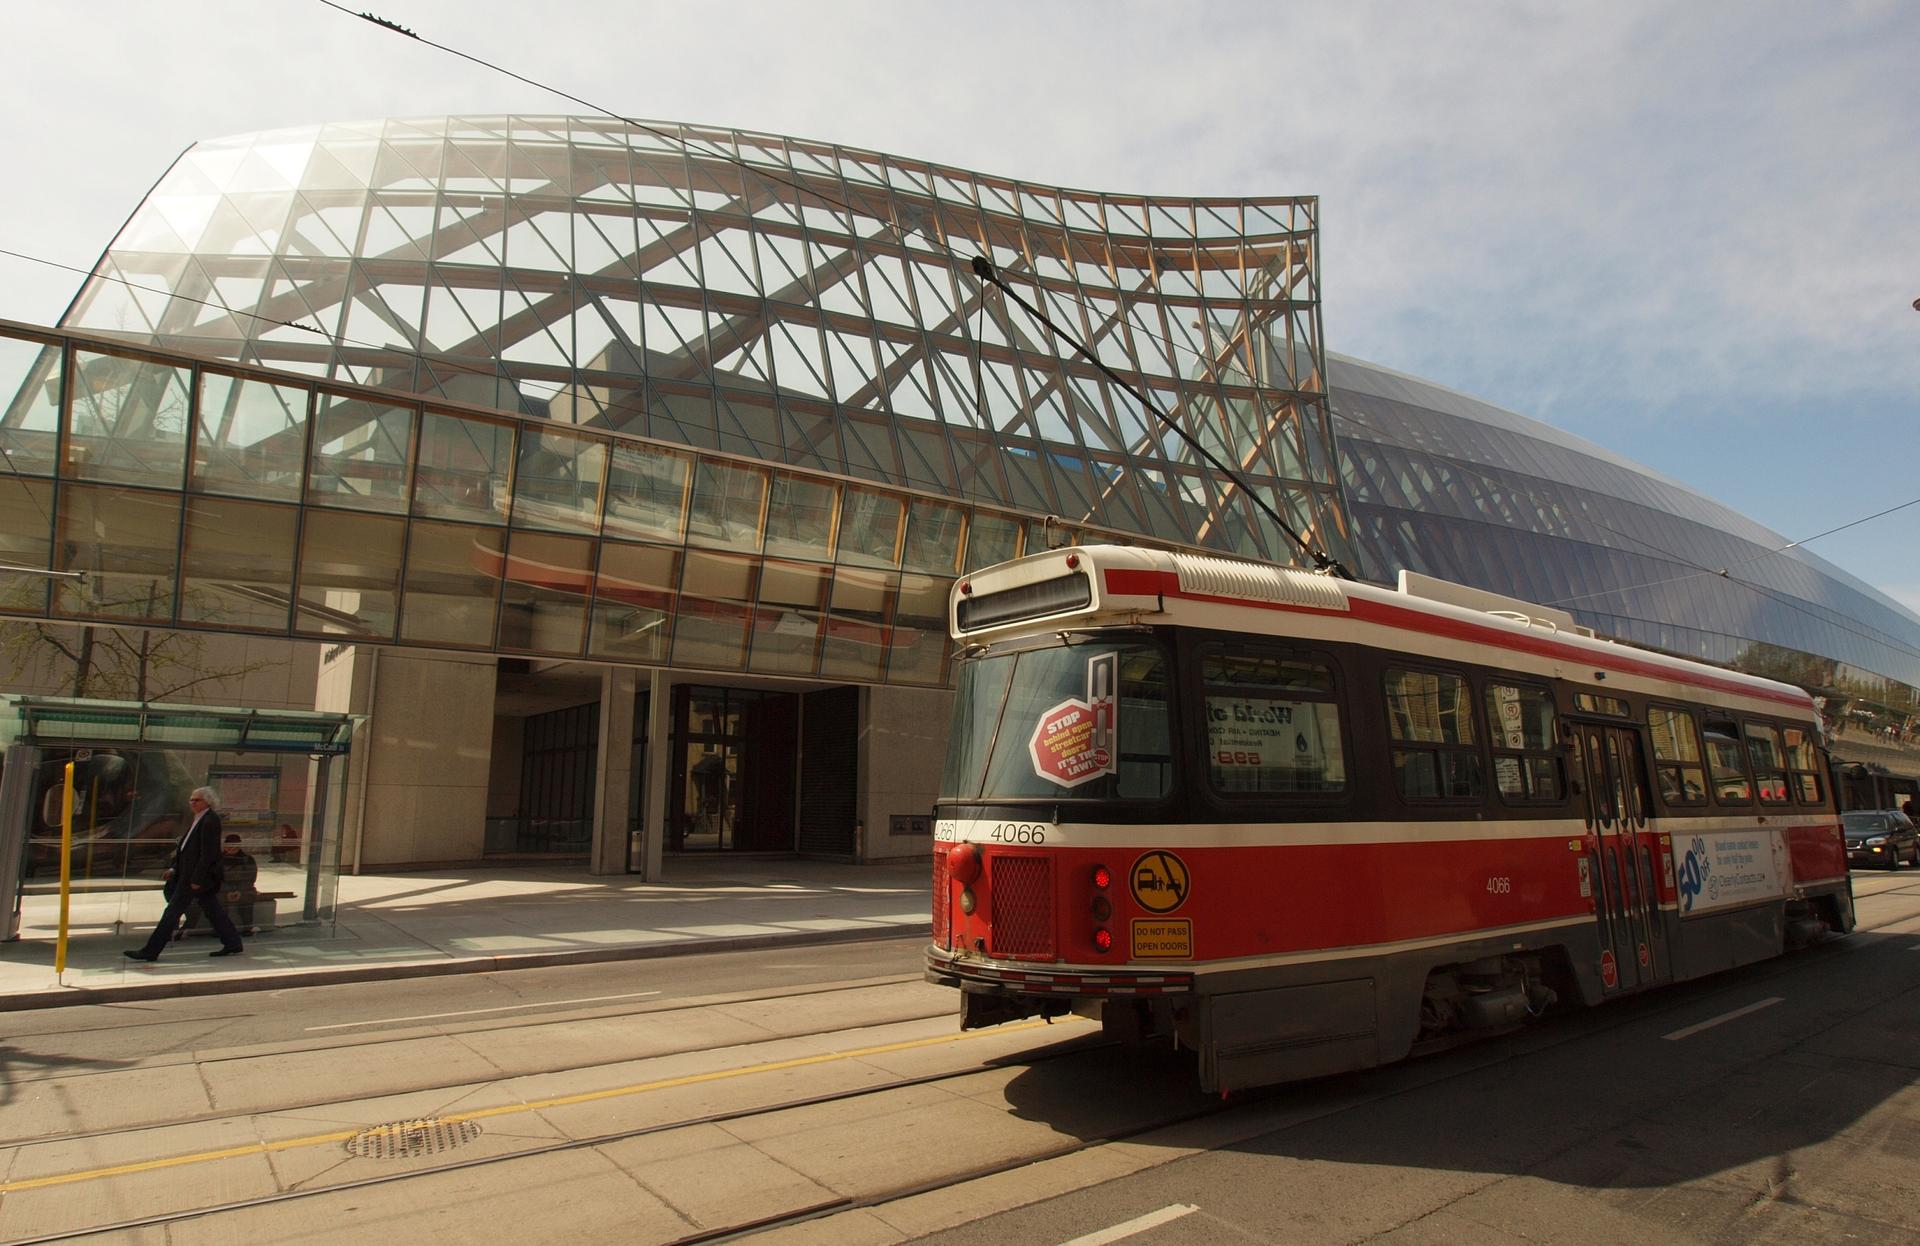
(56, 762), (75, 978)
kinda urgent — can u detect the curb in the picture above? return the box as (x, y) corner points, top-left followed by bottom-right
(0, 922), (932, 1012)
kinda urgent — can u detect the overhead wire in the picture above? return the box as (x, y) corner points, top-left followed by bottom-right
(310, 2), (1345, 572)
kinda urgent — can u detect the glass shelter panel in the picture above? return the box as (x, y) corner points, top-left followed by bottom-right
(514, 427), (607, 533)
(763, 473), (836, 559)
(64, 349), (192, 488)
(0, 334), (65, 476)
(685, 459), (767, 552)
(820, 567), (896, 681)
(295, 509), (404, 639)
(0, 476), (54, 613)
(748, 560), (828, 675)
(193, 370), (310, 501)
(414, 410), (513, 524)
(498, 530), (593, 656)
(307, 392), (415, 513)
(603, 442), (692, 542)
(400, 520), (506, 647)
(673, 550), (757, 668)
(588, 541), (679, 664)
(179, 497), (299, 631)
(53, 484), (181, 623)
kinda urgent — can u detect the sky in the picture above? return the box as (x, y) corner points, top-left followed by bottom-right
(2, 0), (1916, 613)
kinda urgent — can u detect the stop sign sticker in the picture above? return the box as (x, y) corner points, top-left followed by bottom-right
(1029, 653), (1118, 789)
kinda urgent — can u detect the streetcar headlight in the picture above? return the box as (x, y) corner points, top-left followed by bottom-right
(958, 887), (977, 915)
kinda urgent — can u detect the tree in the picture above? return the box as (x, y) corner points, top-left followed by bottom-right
(0, 619), (273, 704)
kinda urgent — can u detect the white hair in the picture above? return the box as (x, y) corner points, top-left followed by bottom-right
(191, 786), (222, 811)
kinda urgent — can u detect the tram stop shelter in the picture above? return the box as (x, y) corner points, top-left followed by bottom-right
(0, 696), (356, 952)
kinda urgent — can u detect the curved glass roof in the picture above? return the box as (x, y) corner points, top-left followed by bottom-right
(1330, 354), (1920, 703)
(16, 113), (1917, 740)
(57, 114), (1352, 572)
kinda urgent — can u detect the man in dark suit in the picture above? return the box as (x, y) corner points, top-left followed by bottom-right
(124, 786), (244, 961)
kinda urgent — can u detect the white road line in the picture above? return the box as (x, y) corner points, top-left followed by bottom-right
(304, 990), (662, 1031)
(1662, 996), (1783, 1041)
(1057, 1204), (1201, 1246)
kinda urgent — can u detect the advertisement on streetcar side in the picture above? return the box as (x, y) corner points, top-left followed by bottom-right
(1673, 829), (1791, 915)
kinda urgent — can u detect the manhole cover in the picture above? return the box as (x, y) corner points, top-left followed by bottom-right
(343, 1117), (482, 1160)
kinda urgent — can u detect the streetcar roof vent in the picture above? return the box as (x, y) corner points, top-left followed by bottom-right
(1396, 570), (1591, 635)
(1172, 554), (1349, 612)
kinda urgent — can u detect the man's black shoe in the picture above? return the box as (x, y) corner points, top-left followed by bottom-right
(123, 950), (158, 962)
(209, 947), (243, 957)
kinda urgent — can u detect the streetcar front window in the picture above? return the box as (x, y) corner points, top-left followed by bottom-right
(941, 640), (1172, 802)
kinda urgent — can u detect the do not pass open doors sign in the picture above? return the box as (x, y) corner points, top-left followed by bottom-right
(1029, 652), (1118, 788)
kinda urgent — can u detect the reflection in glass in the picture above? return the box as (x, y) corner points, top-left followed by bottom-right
(749, 560), (828, 674)
(820, 566), (896, 681)
(763, 473), (836, 559)
(837, 486), (902, 568)
(307, 392), (415, 513)
(588, 541), (679, 663)
(179, 497), (298, 631)
(673, 550), (757, 668)
(513, 427), (606, 533)
(604, 442), (691, 541)
(54, 484), (181, 622)
(964, 511), (1021, 570)
(193, 371), (309, 501)
(887, 574), (952, 686)
(64, 349), (191, 488)
(498, 530), (593, 655)
(400, 520), (506, 647)
(415, 410), (512, 524)
(295, 509), (404, 638)
(902, 498), (965, 574)
(685, 459), (767, 551)
(0, 476), (54, 612)
(0, 335), (65, 476)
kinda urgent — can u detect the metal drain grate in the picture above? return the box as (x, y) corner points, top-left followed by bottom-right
(343, 1117), (483, 1160)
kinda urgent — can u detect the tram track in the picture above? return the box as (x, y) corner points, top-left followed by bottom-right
(0, 974), (937, 1149)
(0, 1017), (1127, 1245)
(4, 895), (1907, 1243)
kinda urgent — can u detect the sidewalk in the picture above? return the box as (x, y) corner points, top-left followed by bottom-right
(0, 856), (933, 1011)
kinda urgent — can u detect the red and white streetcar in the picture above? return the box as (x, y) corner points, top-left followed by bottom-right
(927, 544), (1853, 1092)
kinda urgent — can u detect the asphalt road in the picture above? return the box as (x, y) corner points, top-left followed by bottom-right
(897, 868), (1920, 1246)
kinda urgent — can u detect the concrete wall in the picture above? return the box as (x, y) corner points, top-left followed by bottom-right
(856, 684), (952, 862)
(318, 647), (497, 868)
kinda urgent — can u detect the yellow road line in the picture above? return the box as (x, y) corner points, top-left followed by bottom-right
(0, 1017), (1077, 1194)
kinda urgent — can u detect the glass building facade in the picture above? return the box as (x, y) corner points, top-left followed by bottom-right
(4, 113), (1915, 840)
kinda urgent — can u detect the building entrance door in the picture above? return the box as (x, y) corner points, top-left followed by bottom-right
(669, 687), (798, 852)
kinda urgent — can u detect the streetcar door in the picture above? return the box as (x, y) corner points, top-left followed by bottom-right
(1573, 721), (1662, 992)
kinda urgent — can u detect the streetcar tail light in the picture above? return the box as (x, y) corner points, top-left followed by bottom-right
(1089, 863), (1113, 951)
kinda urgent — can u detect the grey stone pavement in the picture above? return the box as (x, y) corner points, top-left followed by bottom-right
(0, 855), (933, 1010)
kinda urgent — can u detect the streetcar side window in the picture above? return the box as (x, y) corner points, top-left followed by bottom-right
(1483, 681), (1561, 803)
(1199, 648), (1346, 796)
(1781, 725), (1825, 805)
(1701, 719), (1753, 805)
(1743, 722), (1791, 805)
(1646, 705), (1707, 806)
(1383, 668), (1483, 801)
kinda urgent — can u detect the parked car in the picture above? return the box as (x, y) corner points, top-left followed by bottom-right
(1842, 809), (1920, 870)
